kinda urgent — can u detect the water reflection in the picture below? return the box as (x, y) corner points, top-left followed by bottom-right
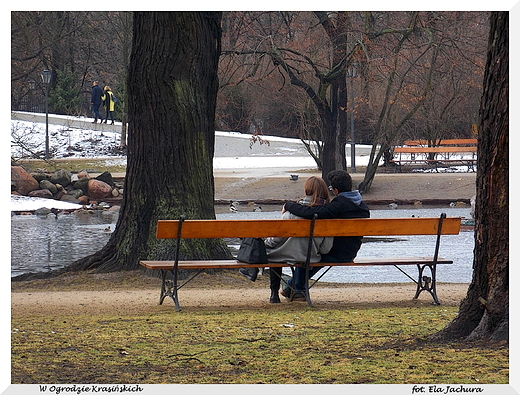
(11, 206), (473, 283)
(11, 210), (118, 277)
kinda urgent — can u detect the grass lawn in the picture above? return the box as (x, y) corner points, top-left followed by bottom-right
(12, 303), (508, 384)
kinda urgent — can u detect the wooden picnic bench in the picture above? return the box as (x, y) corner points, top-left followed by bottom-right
(392, 138), (477, 171)
(140, 213), (462, 311)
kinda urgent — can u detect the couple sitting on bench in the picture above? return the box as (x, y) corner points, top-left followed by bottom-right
(240, 170), (370, 303)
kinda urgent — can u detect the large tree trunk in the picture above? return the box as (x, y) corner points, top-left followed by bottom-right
(316, 11), (349, 178)
(68, 12), (231, 273)
(320, 118), (338, 180)
(432, 12), (508, 342)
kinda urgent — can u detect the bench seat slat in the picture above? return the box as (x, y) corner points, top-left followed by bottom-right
(156, 217), (461, 239)
(140, 257), (453, 271)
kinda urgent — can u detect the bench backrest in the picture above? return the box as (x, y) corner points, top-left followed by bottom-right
(156, 217), (461, 239)
(404, 139), (477, 146)
(394, 146), (477, 153)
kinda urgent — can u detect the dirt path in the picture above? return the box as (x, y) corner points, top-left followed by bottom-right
(12, 271), (469, 316)
(12, 285), (469, 315)
(214, 171), (476, 204)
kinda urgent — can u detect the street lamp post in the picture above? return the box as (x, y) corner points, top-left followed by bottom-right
(41, 69), (52, 159)
(347, 63), (357, 173)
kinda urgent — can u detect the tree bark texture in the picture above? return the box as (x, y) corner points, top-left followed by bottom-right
(69, 12), (231, 273)
(433, 12), (508, 342)
(316, 11), (350, 178)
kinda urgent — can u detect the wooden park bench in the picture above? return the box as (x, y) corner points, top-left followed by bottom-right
(392, 138), (477, 171)
(140, 214), (462, 311)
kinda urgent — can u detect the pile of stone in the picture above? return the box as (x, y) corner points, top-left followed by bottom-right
(11, 166), (123, 206)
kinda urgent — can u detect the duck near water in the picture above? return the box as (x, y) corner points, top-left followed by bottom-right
(229, 201), (239, 213)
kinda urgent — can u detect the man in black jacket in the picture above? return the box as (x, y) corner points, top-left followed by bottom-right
(282, 170), (370, 296)
(91, 81), (103, 123)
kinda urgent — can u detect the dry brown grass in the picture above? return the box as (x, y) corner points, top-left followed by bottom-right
(11, 271), (508, 384)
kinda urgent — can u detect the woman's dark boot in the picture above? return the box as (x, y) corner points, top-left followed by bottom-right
(270, 289), (281, 303)
(269, 267), (282, 303)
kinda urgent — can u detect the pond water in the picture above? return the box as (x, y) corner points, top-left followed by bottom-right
(11, 210), (118, 277)
(11, 206), (474, 283)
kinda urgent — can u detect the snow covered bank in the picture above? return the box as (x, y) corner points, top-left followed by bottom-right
(11, 195), (83, 212)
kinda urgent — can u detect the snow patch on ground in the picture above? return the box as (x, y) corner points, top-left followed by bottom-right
(11, 120), (122, 159)
(11, 195), (83, 211)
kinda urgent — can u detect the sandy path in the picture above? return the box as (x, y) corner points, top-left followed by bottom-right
(12, 283), (469, 316)
(214, 171), (476, 203)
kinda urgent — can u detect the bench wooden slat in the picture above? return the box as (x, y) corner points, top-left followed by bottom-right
(350, 257), (453, 265)
(156, 217), (461, 239)
(404, 139), (477, 146)
(394, 146), (477, 153)
(313, 217), (460, 236)
(394, 159), (476, 162)
(140, 256), (453, 270)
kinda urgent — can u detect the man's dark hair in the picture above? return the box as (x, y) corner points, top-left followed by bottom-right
(327, 170), (352, 192)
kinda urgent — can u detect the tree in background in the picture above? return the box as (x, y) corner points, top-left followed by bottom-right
(49, 69), (81, 115)
(219, 11), (359, 176)
(217, 11), (487, 188)
(433, 11), (508, 342)
(12, 11), (488, 194)
(69, 11), (231, 272)
(356, 12), (487, 193)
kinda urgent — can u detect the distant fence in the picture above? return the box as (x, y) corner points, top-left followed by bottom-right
(13, 95), (46, 113)
(12, 94), (91, 117)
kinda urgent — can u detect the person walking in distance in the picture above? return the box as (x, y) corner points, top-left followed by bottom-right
(91, 81), (103, 123)
(101, 86), (115, 125)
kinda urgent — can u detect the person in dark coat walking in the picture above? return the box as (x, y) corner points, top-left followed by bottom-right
(91, 81), (103, 123)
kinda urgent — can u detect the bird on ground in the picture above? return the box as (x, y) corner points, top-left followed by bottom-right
(388, 203), (398, 209)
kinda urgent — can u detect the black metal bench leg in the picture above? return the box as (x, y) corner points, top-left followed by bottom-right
(303, 288), (313, 307)
(159, 269), (168, 305)
(414, 264), (440, 305)
(297, 214), (317, 308)
(303, 264), (314, 307)
(281, 266), (313, 306)
(159, 269), (182, 311)
(171, 267), (182, 311)
(171, 279), (181, 312)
